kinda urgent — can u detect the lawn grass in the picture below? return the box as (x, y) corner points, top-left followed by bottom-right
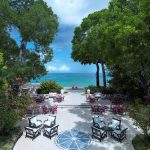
(0, 128), (22, 150)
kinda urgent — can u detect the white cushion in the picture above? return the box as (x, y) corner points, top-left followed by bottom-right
(94, 117), (101, 124)
(45, 127), (51, 132)
(49, 93), (57, 96)
(31, 117), (36, 124)
(98, 122), (105, 128)
(33, 128), (40, 132)
(44, 120), (51, 126)
(48, 116), (55, 122)
(112, 119), (120, 126)
(35, 120), (42, 126)
(108, 124), (116, 130)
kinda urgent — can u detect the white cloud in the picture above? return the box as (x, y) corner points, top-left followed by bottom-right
(59, 65), (70, 71)
(46, 64), (70, 72)
(44, 0), (110, 25)
(47, 66), (57, 71)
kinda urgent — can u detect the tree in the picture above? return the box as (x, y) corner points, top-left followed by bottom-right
(0, 0), (59, 86)
(92, 0), (150, 98)
(8, 0), (58, 63)
(0, 0), (58, 135)
(72, 10), (108, 87)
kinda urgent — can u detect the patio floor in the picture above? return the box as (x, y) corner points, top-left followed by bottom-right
(14, 90), (142, 150)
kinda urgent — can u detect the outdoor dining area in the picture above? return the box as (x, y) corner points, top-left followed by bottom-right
(24, 114), (128, 144)
(25, 115), (59, 140)
(13, 88), (140, 150)
(26, 91), (65, 115)
(92, 116), (128, 142)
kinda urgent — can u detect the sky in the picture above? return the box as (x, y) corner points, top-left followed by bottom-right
(11, 0), (110, 73)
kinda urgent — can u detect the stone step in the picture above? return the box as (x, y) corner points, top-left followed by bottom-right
(57, 104), (91, 108)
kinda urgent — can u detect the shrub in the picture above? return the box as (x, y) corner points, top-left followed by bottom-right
(85, 85), (116, 94)
(128, 99), (150, 137)
(37, 80), (62, 94)
(101, 87), (116, 94)
(132, 134), (150, 150)
(0, 127), (22, 150)
(85, 85), (103, 94)
(0, 94), (32, 135)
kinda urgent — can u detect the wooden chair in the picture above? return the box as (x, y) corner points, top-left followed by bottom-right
(91, 126), (107, 142)
(111, 128), (128, 142)
(43, 115), (56, 127)
(25, 127), (41, 140)
(108, 118), (121, 130)
(92, 116), (106, 129)
(28, 116), (42, 128)
(43, 125), (59, 139)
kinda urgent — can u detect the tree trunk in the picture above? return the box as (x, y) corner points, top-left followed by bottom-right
(19, 39), (27, 62)
(96, 62), (100, 87)
(139, 71), (149, 98)
(101, 62), (106, 88)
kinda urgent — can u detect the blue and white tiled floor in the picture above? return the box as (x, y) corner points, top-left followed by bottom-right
(55, 129), (92, 150)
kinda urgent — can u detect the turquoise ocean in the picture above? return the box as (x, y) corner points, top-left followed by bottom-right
(30, 73), (111, 87)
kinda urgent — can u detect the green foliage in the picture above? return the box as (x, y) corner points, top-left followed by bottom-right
(0, 0), (58, 139)
(0, 94), (32, 135)
(0, 127), (22, 150)
(128, 99), (150, 137)
(37, 80), (62, 94)
(132, 134), (150, 150)
(0, 78), (9, 93)
(71, 10), (108, 87)
(0, 0), (58, 88)
(86, 85), (116, 94)
(72, 0), (150, 98)
(85, 85), (103, 94)
(103, 0), (150, 98)
(9, 0), (58, 62)
(0, 53), (9, 92)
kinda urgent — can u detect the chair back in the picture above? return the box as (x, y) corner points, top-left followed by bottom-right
(28, 116), (35, 127)
(112, 118), (121, 129)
